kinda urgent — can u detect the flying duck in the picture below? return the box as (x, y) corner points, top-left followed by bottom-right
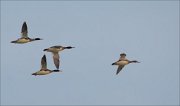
(112, 53), (139, 75)
(43, 45), (75, 69)
(32, 55), (60, 76)
(11, 21), (42, 44)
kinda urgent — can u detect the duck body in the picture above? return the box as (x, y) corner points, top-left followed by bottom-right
(32, 69), (52, 76)
(11, 37), (41, 44)
(112, 53), (139, 75)
(11, 37), (30, 44)
(32, 55), (60, 76)
(32, 69), (60, 76)
(112, 59), (129, 66)
(43, 45), (74, 70)
(11, 21), (42, 44)
(44, 46), (74, 53)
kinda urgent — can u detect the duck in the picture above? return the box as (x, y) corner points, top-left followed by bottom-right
(112, 53), (139, 75)
(43, 45), (75, 69)
(11, 21), (42, 44)
(32, 55), (60, 76)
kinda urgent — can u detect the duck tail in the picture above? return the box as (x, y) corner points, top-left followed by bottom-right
(112, 62), (116, 65)
(11, 41), (16, 43)
(43, 48), (48, 51)
(32, 73), (37, 76)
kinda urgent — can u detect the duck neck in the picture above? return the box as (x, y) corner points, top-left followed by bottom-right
(32, 38), (42, 41)
(129, 60), (139, 63)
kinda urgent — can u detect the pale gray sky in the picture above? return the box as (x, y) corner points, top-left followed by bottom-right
(1, 1), (179, 105)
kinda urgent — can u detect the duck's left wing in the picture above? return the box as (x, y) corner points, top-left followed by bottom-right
(41, 55), (47, 69)
(21, 22), (28, 37)
(116, 65), (124, 75)
(53, 53), (60, 69)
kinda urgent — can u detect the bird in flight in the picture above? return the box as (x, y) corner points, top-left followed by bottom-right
(11, 21), (42, 44)
(32, 55), (60, 76)
(43, 45), (75, 70)
(112, 53), (139, 75)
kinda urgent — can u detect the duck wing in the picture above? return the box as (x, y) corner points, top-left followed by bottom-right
(21, 22), (28, 37)
(41, 55), (47, 69)
(116, 65), (124, 75)
(53, 52), (60, 69)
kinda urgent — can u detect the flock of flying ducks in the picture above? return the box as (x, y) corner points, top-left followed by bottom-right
(11, 21), (139, 76)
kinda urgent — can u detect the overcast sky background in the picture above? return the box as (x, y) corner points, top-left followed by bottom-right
(1, 1), (179, 105)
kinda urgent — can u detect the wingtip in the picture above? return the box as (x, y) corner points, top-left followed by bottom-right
(42, 54), (46, 58)
(23, 21), (27, 25)
(116, 71), (119, 75)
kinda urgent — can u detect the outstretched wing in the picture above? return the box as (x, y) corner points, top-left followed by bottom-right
(21, 22), (28, 37)
(53, 53), (60, 69)
(116, 65), (124, 75)
(41, 55), (47, 69)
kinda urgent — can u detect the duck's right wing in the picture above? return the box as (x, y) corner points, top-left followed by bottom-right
(53, 53), (60, 69)
(116, 65), (124, 75)
(21, 22), (28, 37)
